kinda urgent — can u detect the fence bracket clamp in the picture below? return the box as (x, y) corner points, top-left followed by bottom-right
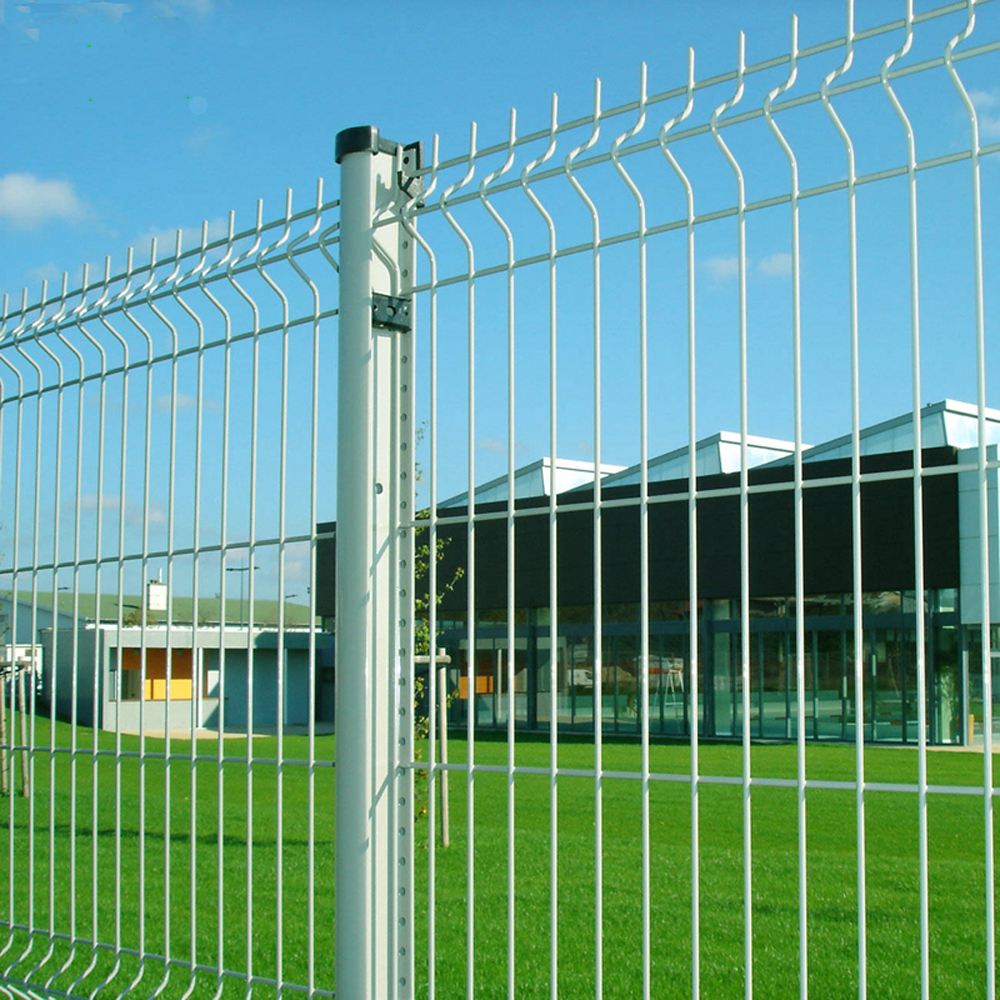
(372, 293), (412, 332)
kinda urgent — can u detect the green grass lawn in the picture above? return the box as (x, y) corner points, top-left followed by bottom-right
(2, 721), (999, 998)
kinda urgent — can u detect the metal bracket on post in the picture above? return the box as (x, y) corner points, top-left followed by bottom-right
(335, 124), (417, 1000)
(372, 293), (412, 332)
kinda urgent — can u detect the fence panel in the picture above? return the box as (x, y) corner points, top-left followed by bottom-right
(3, 1), (1000, 998)
(391, 2), (1000, 999)
(0, 185), (339, 998)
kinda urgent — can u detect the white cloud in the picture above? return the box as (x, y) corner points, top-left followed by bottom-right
(152, 393), (222, 413)
(478, 437), (507, 455)
(79, 493), (166, 528)
(80, 493), (121, 513)
(24, 262), (65, 288)
(151, 0), (213, 15)
(154, 393), (197, 412)
(184, 124), (230, 156)
(970, 89), (1000, 141)
(758, 252), (792, 278)
(0, 173), (86, 230)
(78, 2), (131, 22)
(283, 556), (311, 587)
(704, 256), (739, 282)
(143, 502), (166, 527)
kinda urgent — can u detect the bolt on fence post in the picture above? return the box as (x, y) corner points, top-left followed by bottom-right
(335, 126), (417, 1000)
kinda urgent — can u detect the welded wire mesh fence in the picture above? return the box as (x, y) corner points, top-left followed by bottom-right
(0, 187), (338, 998)
(402, 2), (1000, 999)
(3, 1), (1000, 998)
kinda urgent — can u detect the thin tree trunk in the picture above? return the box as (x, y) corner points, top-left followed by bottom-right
(0, 673), (8, 796)
(17, 666), (28, 798)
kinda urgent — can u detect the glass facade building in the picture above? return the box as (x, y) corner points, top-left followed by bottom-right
(318, 400), (1000, 748)
(437, 590), (964, 745)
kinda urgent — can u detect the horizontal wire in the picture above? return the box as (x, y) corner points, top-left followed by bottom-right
(0, 307), (337, 408)
(405, 760), (1000, 796)
(411, 458), (999, 531)
(0, 747), (334, 766)
(2, 530), (329, 580)
(0, 956), (335, 997)
(410, 37), (1000, 211)
(0, 201), (340, 329)
(419, 0), (993, 175)
(406, 140), (1000, 294)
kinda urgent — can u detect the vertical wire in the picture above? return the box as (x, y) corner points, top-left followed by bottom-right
(53, 268), (89, 992)
(944, 8), (992, 994)
(172, 220), (211, 1000)
(26, 303), (43, 981)
(198, 209), (236, 1000)
(145, 231), (185, 1000)
(5, 286), (48, 984)
(0, 292), (27, 979)
(71, 259), (112, 1000)
(108, 237), (158, 999)
(120, 238), (159, 1000)
(32, 276), (71, 989)
(110, 252), (133, 997)
(285, 178), (325, 1000)
(658, 48), (698, 999)
(763, 22), (806, 998)
(428, 183), (441, 1000)
(13, 285), (49, 984)
(402, 138), (441, 1000)
(821, 5), (867, 995)
(440, 125), (478, 1000)
(228, 200), (266, 997)
(611, 64), (650, 1000)
(75, 253), (130, 999)
(96, 246), (135, 998)
(257, 189), (294, 995)
(307, 187), (322, 1000)
(710, 35), (751, 1000)
(880, 9), (930, 996)
(564, 78), (603, 1000)
(0, 293), (21, 976)
(522, 94), (560, 1000)
(480, 108), (519, 1000)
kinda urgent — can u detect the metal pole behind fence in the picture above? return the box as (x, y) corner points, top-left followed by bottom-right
(0, 671), (7, 797)
(335, 125), (417, 1000)
(438, 656), (450, 849)
(17, 664), (28, 798)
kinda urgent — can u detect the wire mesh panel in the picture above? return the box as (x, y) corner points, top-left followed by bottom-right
(400, 2), (1000, 998)
(3, 1), (1000, 998)
(0, 186), (338, 998)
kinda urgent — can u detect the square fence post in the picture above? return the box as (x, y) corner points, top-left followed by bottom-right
(335, 126), (418, 1000)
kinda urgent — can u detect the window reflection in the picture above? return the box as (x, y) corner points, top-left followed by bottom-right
(439, 589), (963, 745)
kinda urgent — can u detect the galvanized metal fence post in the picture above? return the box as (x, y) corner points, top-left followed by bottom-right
(335, 126), (417, 1000)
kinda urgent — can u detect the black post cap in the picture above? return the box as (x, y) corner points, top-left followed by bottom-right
(335, 126), (380, 164)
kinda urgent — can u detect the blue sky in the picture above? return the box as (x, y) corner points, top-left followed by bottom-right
(0, 0), (862, 298)
(1, 0), (998, 596)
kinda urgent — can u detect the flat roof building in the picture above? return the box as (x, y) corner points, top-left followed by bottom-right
(318, 400), (1000, 746)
